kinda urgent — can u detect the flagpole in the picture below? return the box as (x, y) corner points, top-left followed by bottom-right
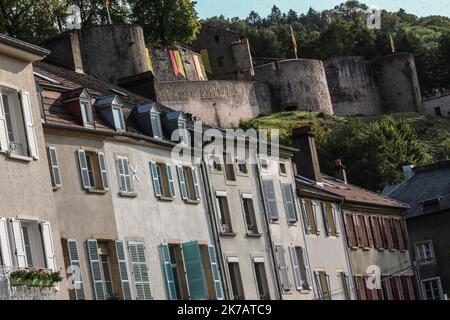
(105, 1), (112, 25)
(290, 25), (298, 59)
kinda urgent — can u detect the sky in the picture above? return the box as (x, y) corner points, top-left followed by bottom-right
(195, 0), (450, 19)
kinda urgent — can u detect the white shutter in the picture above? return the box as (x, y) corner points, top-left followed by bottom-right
(176, 165), (188, 200)
(86, 239), (106, 300)
(0, 94), (9, 151)
(115, 240), (132, 300)
(312, 202), (321, 235)
(77, 149), (91, 189)
(321, 202), (331, 236)
(192, 166), (201, 201)
(263, 180), (279, 220)
(149, 161), (161, 197)
(40, 222), (56, 271)
(122, 157), (132, 192)
(48, 147), (62, 187)
(289, 246), (302, 290)
(314, 271), (323, 300)
(332, 205), (341, 236)
(166, 164), (176, 198)
(282, 184), (297, 223)
(19, 91), (39, 159)
(97, 152), (109, 190)
(66, 238), (85, 300)
(275, 245), (290, 291)
(301, 199), (312, 233)
(10, 219), (27, 268)
(0, 218), (12, 267)
(326, 273), (332, 300)
(302, 248), (313, 290)
(128, 242), (152, 300)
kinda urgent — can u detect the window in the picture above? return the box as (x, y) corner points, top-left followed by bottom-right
(415, 240), (435, 265)
(216, 192), (233, 234)
(214, 35), (220, 43)
(178, 120), (189, 144)
(117, 156), (132, 193)
(281, 184), (297, 223)
(22, 224), (35, 268)
(217, 56), (225, 67)
(241, 194), (258, 234)
(177, 165), (201, 201)
(80, 100), (94, 126)
(253, 259), (270, 300)
(434, 106), (442, 116)
(301, 199), (319, 235)
(77, 150), (109, 191)
(112, 106), (125, 130)
(227, 258), (245, 300)
(289, 246), (311, 291)
(236, 159), (248, 175)
(150, 113), (162, 139)
(275, 245), (290, 292)
(370, 216), (384, 249)
(279, 162), (287, 175)
(260, 158), (268, 170)
(314, 271), (331, 300)
(263, 180), (279, 221)
(210, 155), (223, 173)
(48, 147), (62, 188)
(321, 202), (340, 237)
(311, 201), (322, 235)
(392, 219), (407, 250)
(421, 277), (444, 300)
(339, 272), (351, 300)
(150, 161), (175, 199)
(224, 153), (236, 182)
(330, 204), (341, 237)
(344, 214), (357, 247)
(100, 254), (115, 299)
(0, 89), (39, 158)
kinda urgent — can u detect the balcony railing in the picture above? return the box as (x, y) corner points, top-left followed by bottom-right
(0, 266), (57, 300)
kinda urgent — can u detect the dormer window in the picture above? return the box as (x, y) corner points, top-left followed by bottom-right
(150, 112), (162, 139)
(80, 100), (94, 126)
(135, 103), (163, 139)
(112, 105), (125, 130)
(178, 120), (189, 144)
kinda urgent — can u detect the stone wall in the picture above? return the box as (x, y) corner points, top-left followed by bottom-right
(423, 93), (450, 118)
(155, 80), (272, 128)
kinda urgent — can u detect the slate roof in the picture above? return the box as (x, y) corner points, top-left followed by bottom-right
(296, 174), (408, 210)
(0, 33), (50, 56)
(385, 161), (450, 219)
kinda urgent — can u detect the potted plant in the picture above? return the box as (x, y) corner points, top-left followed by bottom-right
(9, 270), (27, 286)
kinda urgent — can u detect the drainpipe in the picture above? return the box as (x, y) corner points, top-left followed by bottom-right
(254, 158), (283, 300)
(199, 158), (231, 299)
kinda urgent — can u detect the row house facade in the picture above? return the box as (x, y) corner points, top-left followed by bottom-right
(293, 126), (417, 300)
(0, 35), (68, 299)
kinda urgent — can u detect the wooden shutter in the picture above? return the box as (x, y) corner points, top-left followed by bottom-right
(332, 205), (341, 236)
(300, 200), (311, 233)
(370, 217), (382, 249)
(77, 149), (91, 189)
(263, 180), (279, 220)
(275, 245), (290, 291)
(97, 152), (109, 190)
(48, 147), (62, 187)
(128, 241), (152, 300)
(40, 222), (56, 271)
(400, 220), (409, 250)
(0, 94), (9, 151)
(390, 219), (399, 249)
(364, 216), (374, 248)
(379, 217), (388, 249)
(115, 240), (132, 300)
(208, 245), (224, 300)
(166, 164), (176, 198)
(176, 165), (188, 200)
(10, 219), (27, 268)
(343, 214), (353, 246)
(0, 218), (12, 267)
(288, 247), (302, 290)
(192, 166), (201, 201)
(149, 161), (161, 197)
(19, 91), (39, 159)
(159, 243), (177, 300)
(282, 184), (297, 223)
(321, 202), (331, 236)
(86, 239), (106, 300)
(353, 215), (362, 247)
(66, 238), (85, 300)
(182, 241), (208, 300)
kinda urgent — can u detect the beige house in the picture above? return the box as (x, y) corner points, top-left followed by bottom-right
(0, 35), (68, 299)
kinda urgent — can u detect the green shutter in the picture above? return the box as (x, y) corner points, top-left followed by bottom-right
(150, 161), (161, 197)
(177, 165), (188, 200)
(97, 152), (109, 190)
(115, 240), (132, 300)
(192, 166), (201, 201)
(166, 164), (176, 198)
(159, 243), (177, 300)
(208, 245), (223, 300)
(182, 241), (208, 300)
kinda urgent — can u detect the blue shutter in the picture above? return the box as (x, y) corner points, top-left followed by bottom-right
(263, 180), (279, 220)
(182, 241), (208, 300)
(166, 164), (176, 198)
(67, 239), (85, 300)
(177, 165), (188, 200)
(192, 166), (201, 201)
(208, 245), (223, 300)
(150, 161), (161, 197)
(115, 240), (132, 300)
(282, 184), (297, 223)
(159, 243), (177, 300)
(86, 239), (106, 300)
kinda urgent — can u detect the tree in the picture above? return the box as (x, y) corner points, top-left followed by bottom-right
(267, 5), (283, 26)
(318, 116), (432, 191)
(129, 0), (200, 45)
(246, 10), (261, 27)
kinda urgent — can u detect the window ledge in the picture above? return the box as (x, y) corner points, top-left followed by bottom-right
(236, 172), (249, 177)
(245, 232), (262, 238)
(270, 220), (280, 224)
(350, 246), (359, 250)
(158, 195), (174, 202)
(87, 189), (108, 194)
(287, 221), (299, 226)
(225, 180), (238, 186)
(220, 232), (237, 237)
(184, 199), (200, 205)
(52, 186), (61, 191)
(7, 152), (33, 162)
(363, 247), (371, 251)
(299, 289), (312, 294)
(389, 248), (397, 252)
(119, 191), (137, 198)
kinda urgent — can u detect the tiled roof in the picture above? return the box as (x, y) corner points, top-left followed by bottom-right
(386, 161), (450, 219)
(296, 174), (408, 210)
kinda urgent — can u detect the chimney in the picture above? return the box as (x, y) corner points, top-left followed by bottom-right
(41, 32), (84, 73)
(402, 164), (414, 179)
(292, 126), (322, 182)
(335, 159), (348, 184)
